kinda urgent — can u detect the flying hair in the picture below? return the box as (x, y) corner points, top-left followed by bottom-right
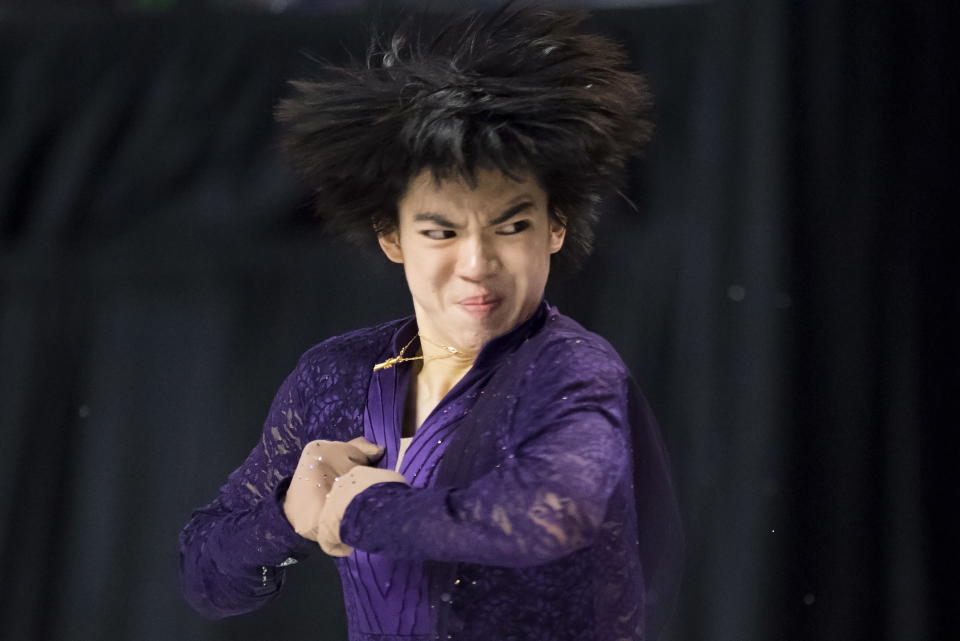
(274, 0), (653, 272)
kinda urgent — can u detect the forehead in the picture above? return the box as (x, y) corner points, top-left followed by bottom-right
(397, 166), (546, 214)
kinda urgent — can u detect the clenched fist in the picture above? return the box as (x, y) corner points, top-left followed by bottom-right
(316, 464), (410, 557)
(282, 437), (384, 542)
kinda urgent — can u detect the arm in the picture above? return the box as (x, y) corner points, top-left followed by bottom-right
(178, 360), (317, 619)
(339, 346), (631, 568)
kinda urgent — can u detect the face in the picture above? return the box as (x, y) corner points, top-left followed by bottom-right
(378, 166), (565, 356)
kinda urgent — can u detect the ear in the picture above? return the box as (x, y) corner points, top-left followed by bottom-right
(377, 228), (404, 264)
(548, 212), (566, 255)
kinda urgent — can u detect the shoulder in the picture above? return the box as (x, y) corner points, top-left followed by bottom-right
(527, 308), (629, 381)
(291, 316), (410, 390)
(509, 308), (632, 427)
(300, 317), (408, 363)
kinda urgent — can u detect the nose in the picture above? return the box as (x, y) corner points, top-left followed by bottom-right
(456, 233), (500, 281)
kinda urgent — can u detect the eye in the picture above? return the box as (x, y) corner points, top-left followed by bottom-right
(421, 229), (456, 240)
(496, 220), (531, 235)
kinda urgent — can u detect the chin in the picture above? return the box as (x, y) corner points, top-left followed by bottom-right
(449, 316), (506, 350)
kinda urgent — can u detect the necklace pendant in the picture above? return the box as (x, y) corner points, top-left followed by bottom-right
(373, 357), (397, 371)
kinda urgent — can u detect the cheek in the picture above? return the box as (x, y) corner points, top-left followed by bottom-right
(504, 243), (551, 286)
(403, 248), (454, 295)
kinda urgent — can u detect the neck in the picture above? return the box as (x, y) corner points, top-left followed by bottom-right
(412, 339), (475, 398)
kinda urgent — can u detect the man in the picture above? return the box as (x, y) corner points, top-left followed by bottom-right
(179, 3), (682, 639)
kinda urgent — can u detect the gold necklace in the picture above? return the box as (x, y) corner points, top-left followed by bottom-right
(372, 333), (462, 371)
(418, 332), (462, 356)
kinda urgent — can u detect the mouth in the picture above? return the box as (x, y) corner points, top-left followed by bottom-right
(458, 294), (503, 316)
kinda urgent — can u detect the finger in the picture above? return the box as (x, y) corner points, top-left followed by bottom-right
(320, 534), (353, 557)
(347, 437), (386, 460)
(305, 439), (334, 452)
(319, 539), (353, 557)
(313, 458), (360, 481)
(341, 445), (384, 468)
(316, 515), (353, 556)
(312, 463), (337, 490)
(304, 444), (357, 476)
(316, 447), (367, 475)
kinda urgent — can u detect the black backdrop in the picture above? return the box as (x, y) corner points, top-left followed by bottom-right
(0, 2), (955, 640)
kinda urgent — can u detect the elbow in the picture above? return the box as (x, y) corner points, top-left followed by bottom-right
(183, 597), (252, 622)
(178, 555), (236, 620)
(506, 527), (599, 568)
(179, 567), (230, 620)
(179, 568), (282, 620)
(178, 545), (282, 620)
(186, 597), (266, 622)
(537, 523), (602, 566)
(182, 593), (234, 621)
(179, 532), (233, 620)
(510, 499), (604, 568)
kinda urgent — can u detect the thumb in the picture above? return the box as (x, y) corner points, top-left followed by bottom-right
(347, 436), (385, 460)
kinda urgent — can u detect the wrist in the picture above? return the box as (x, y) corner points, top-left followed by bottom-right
(267, 477), (320, 552)
(316, 466), (409, 556)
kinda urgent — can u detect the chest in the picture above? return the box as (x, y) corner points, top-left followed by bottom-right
(349, 347), (539, 487)
(401, 369), (467, 437)
(369, 364), (522, 478)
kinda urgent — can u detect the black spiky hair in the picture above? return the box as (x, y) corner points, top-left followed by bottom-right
(274, 0), (653, 272)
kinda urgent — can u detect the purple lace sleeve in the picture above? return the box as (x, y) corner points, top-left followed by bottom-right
(178, 360), (318, 619)
(339, 347), (630, 567)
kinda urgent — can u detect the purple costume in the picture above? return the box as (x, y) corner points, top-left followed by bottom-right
(179, 300), (683, 640)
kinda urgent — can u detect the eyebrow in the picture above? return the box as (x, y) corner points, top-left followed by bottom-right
(412, 200), (534, 229)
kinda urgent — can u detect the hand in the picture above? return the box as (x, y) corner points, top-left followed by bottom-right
(282, 437), (384, 542)
(316, 465), (410, 557)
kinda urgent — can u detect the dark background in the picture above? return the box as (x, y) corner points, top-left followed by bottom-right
(0, 1), (955, 640)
